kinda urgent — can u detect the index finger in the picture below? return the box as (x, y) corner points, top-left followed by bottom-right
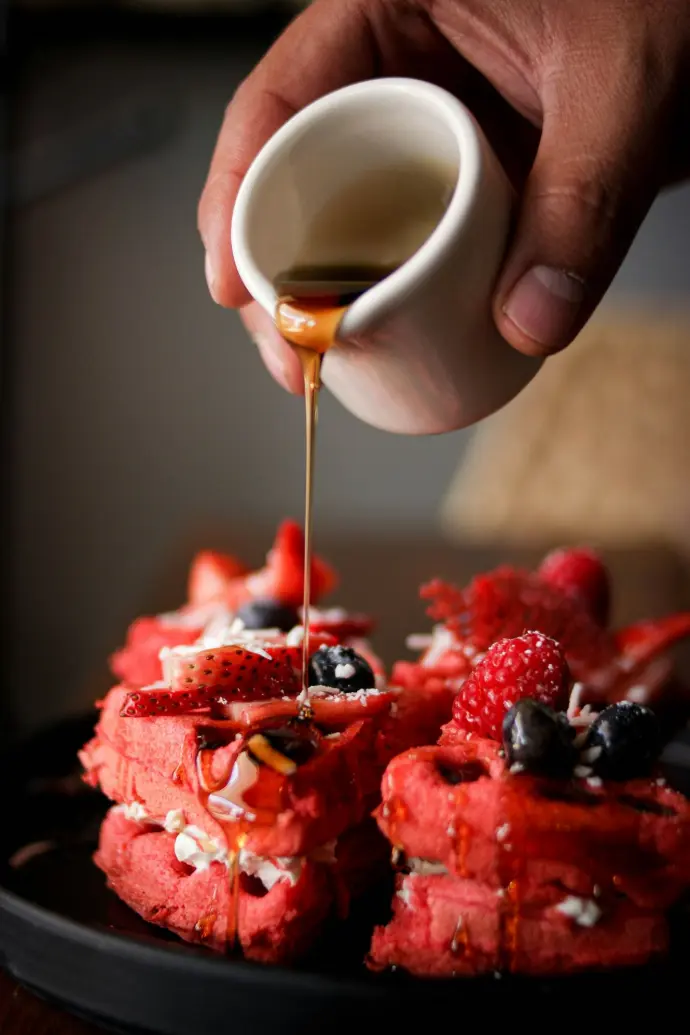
(198, 0), (378, 308)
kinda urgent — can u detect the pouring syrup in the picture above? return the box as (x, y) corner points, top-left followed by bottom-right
(274, 266), (396, 698)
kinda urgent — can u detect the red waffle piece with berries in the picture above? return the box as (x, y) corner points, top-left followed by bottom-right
(82, 515), (457, 965)
(82, 679), (393, 859)
(370, 632), (690, 976)
(83, 633), (395, 963)
(395, 547), (690, 716)
(110, 520), (345, 689)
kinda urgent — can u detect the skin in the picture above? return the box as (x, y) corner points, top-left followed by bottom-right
(198, 0), (690, 399)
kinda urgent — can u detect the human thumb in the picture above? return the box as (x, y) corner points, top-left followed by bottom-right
(494, 92), (661, 356)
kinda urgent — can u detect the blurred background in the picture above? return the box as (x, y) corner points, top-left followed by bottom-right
(3, 0), (690, 736)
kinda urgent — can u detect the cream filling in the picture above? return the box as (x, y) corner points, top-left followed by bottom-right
(555, 896), (602, 927)
(407, 858), (448, 876)
(115, 804), (335, 892)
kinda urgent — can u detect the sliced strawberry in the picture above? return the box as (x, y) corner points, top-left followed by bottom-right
(187, 550), (248, 606)
(249, 520), (338, 607)
(110, 617), (202, 687)
(308, 612), (375, 640)
(225, 690), (398, 730)
(615, 614), (690, 667)
(120, 685), (218, 718)
(163, 644), (299, 699)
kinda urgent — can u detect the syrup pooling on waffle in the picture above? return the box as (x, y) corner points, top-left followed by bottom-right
(371, 618), (690, 977)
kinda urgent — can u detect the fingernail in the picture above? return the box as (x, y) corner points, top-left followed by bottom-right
(205, 251), (218, 303)
(503, 266), (585, 349)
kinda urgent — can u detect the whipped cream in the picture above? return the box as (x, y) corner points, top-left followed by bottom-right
(173, 824), (304, 890)
(420, 625), (458, 668)
(113, 804), (337, 892)
(397, 879), (413, 906)
(408, 858), (448, 876)
(120, 801), (153, 823)
(555, 896), (602, 927)
(175, 825), (228, 870)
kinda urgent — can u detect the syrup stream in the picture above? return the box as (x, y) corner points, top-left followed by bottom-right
(275, 289), (350, 701)
(298, 347), (323, 699)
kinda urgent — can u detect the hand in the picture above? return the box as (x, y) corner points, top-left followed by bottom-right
(198, 0), (690, 394)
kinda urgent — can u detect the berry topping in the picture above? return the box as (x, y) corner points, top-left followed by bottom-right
(423, 570), (614, 684)
(163, 645), (299, 699)
(236, 598), (300, 632)
(307, 610), (375, 640)
(538, 547), (610, 626)
(246, 723), (319, 773)
(249, 520), (338, 607)
(187, 550), (248, 606)
(120, 685), (219, 718)
(503, 699), (576, 777)
(308, 645), (375, 693)
(451, 632), (571, 740)
(583, 702), (659, 780)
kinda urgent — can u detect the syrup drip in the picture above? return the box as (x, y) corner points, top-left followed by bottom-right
(500, 878), (522, 971)
(195, 737), (253, 952)
(226, 835), (247, 948)
(384, 795), (409, 853)
(450, 914), (473, 963)
(455, 818), (470, 879)
(193, 722), (318, 953)
(452, 795), (474, 963)
(496, 775), (522, 973)
(297, 346), (322, 700)
(172, 742), (187, 786)
(274, 267), (395, 703)
(195, 911), (217, 942)
(275, 293), (340, 701)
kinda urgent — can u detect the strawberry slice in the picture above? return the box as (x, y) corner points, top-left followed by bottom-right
(249, 521), (338, 607)
(188, 550), (248, 606)
(120, 685), (218, 718)
(615, 614), (690, 668)
(163, 644), (299, 699)
(308, 611), (375, 640)
(225, 690), (398, 730)
(110, 617), (201, 687)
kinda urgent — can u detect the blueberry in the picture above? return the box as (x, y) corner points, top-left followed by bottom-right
(308, 645), (375, 693)
(503, 699), (577, 777)
(236, 598), (299, 632)
(583, 702), (659, 780)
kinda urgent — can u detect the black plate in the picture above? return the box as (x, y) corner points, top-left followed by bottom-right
(1, 715), (689, 1033)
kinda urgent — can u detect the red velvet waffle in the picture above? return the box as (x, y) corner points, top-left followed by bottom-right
(371, 718), (690, 974)
(395, 548), (690, 718)
(97, 807), (387, 963)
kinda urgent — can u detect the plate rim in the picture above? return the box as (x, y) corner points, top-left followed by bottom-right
(0, 880), (387, 1000)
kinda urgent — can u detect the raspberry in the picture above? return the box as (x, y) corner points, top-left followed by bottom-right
(538, 547), (610, 626)
(451, 632), (571, 740)
(422, 569), (613, 685)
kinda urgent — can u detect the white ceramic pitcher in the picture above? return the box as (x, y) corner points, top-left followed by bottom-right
(231, 77), (542, 435)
